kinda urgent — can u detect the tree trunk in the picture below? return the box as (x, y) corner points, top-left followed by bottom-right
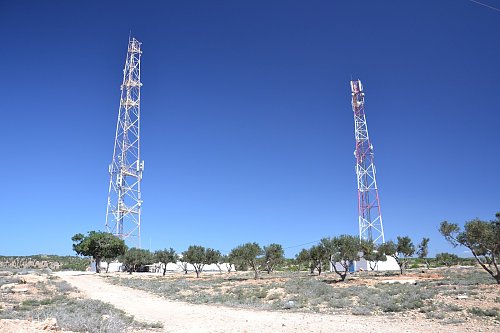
(195, 269), (200, 278)
(163, 266), (167, 276)
(95, 257), (101, 273)
(332, 262), (347, 281)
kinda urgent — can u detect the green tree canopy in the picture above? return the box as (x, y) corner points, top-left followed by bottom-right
(417, 237), (430, 269)
(154, 248), (179, 276)
(205, 248), (222, 273)
(205, 248), (222, 266)
(382, 236), (415, 275)
(229, 242), (263, 279)
(182, 245), (206, 278)
(71, 231), (126, 273)
(220, 254), (234, 273)
(309, 244), (328, 276)
(360, 240), (387, 271)
(182, 245), (220, 278)
(322, 235), (362, 281)
(435, 252), (460, 267)
(263, 243), (285, 274)
(295, 248), (311, 272)
(123, 248), (154, 273)
(440, 213), (500, 284)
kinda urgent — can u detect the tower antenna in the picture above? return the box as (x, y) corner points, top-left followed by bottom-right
(105, 37), (144, 247)
(350, 79), (384, 244)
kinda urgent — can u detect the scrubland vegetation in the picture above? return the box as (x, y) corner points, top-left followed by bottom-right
(105, 267), (499, 325)
(0, 269), (162, 332)
(1, 211), (497, 331)
(0, 255), (88, 271)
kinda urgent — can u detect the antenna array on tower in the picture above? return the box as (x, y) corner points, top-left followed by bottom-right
(350, 80), (384, 244)
(105, 37), (144, 247)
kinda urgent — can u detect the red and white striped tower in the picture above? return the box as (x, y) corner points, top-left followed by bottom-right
(350, 80), (385, 244)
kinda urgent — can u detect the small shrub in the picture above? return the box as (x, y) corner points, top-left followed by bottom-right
(351, 306), (372, 316)
(468, 307), (500, 319)
(328, 298), (351, 309)
(148, 321), (164, 329)
(426, 311), (446, 319)
(444, 303), (462, 312)
(267, 292), (281, 300)
(53, 280), (75, 294)
(443, 318), (466, 325)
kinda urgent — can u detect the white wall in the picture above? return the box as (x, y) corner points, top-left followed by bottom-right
(353, 255), (400, 271)
(330, 255), (400, 273)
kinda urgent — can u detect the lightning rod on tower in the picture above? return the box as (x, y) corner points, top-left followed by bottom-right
(105, 37), (144, 247)
(350, 80), (384, 244)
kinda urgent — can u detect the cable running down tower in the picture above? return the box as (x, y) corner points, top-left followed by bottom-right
(105, 37), (144, 247)
(350, 80), (384, 244)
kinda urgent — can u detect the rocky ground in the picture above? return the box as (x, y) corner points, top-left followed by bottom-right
(1, 268), (498, 332)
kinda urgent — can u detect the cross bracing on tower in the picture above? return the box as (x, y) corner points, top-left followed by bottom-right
(105, 37), (144, 247)
(350, 80), (385, 244)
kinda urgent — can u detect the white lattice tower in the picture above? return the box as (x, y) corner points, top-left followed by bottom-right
(350, 80), (384, 244)
(105, 37), (144, 247)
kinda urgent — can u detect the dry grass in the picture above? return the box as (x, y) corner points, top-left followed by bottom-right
(106, 267), (500, 327)
(0, 269), (162, 332)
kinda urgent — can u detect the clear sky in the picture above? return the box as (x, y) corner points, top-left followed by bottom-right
(1, 1), (498, 258)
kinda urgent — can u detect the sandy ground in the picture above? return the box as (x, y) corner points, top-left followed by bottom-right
(54, 271), (486, 333)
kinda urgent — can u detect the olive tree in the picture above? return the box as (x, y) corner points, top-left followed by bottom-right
(229, 242), (263, 279)
(309, 244), (329, 276)
(183, 245), (205, 278)
(123, 248), (154, 273)
(360, 240), (388, 271)
(295, 248), (311, 272)
(154, 248), (178, 276)
(322, 235), (361, 281)
(263, 243), (285, 274)
(383, 236), (415, 275)
(221, 254), (234, 273)
(178, 261), (189, 274)
(435, 252), (460, 267)
(416, 237), (430, 269)
(440, 213), (500, 284)
(205, 248), (222, 273)
(71, 231), (126, 273)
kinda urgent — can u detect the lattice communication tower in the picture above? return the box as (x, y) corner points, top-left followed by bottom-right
(105, 37), (144, 247)
(350, 80), (384, 244)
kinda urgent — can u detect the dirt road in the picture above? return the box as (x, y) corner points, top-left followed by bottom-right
(56, 271), (472, 333)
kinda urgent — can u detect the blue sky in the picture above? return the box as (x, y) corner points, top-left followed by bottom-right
(1, 1), (498, 258)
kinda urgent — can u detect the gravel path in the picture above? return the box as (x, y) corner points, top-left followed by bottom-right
(56, 271), (471, 333)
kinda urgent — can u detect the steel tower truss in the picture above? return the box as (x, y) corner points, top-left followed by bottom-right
(105, 37), (144, 247)
(350, 80), (384, 244)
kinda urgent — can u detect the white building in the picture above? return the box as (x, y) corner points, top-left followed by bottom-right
(331, 255), (400, 273)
